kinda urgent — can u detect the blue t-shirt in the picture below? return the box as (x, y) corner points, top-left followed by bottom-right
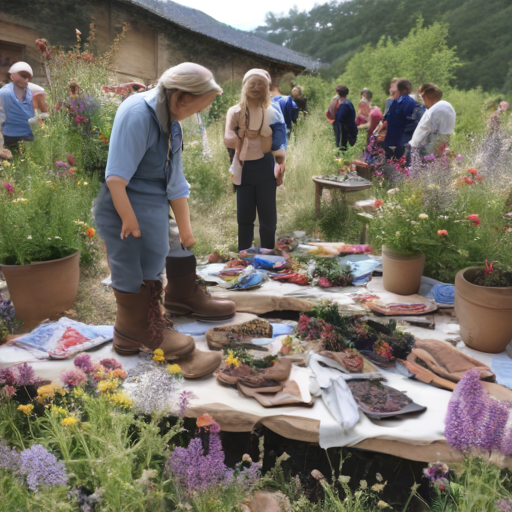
(384, 94), (418, 147)
(0, 83), (34, 137)
(271, 95), (298, 130)
(105, 88), (189, 202)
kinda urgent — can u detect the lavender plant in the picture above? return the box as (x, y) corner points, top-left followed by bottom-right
(19, 444), (68, 492)
(0, 295), (21, 344)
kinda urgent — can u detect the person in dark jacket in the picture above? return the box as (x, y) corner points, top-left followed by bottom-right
(383, 79), (418, 159)
(327, 85), (357, 150)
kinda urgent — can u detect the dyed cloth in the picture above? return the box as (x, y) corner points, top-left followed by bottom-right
(432, 284), (455, 305)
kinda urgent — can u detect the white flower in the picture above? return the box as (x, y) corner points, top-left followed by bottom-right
(54, 236), (62, 240)
(359, 479), (368, 489)
(387, 188), (399, 195)
(418, 213), (428, 220)
(27, 236), (32, 240)
(410, 221), (417, 225)
(83, 182), (88, 186)
(395, 231), (400, 236)
(376, 473), (383, 482)
(47, 237), (52, 240)
(339, 475), (351, 484)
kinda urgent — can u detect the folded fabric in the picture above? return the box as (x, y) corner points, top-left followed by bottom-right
(308, 353), (360, 429)
(407, 338), (495, 383)
(432, 284), (455, 305)
(206, 319), (273, 350)
(237, 380), (314, 408)
(252, 254), (289, 271)
(227, 268), (267, 290)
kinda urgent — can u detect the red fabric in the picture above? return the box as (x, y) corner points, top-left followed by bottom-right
(368, 107), (383, 137)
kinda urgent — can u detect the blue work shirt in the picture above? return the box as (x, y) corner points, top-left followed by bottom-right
(0, 83), (34, 137)
(334, 98), (357, 137)
(384, 94), (418, 147)
(105, 87), (190, 203)
(271, 95), (298, 131)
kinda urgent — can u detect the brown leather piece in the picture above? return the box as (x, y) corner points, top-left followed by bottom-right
(407, 338), (495, 383)
(164, 260), (236, 320)
(112, 280), (195, 358)
(237, 380), (314, 408)
(217, 358), (292, 389)
(206, 319), (273, 350)
(175, 349), (222, 379)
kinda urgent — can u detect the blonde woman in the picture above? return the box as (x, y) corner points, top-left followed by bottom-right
(224, 69), (287, 251)
(93, 63), (224, 378)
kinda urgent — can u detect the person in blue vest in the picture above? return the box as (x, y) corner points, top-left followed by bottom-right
(270, 83), (298, 136)
(326, 85), (358, 150)
(0, 62), (35, 146)
(383, 79), (418, 160)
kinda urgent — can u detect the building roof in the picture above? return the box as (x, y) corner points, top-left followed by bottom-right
(127, 0), (324, 71)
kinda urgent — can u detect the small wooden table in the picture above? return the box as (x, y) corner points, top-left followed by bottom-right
(312, 175), (373, 218)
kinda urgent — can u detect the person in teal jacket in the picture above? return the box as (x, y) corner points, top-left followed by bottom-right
(93, 63), (230, 378)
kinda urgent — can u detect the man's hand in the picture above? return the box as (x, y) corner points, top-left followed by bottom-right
(275, 162), (286, 186)
(121, 217), (141, 239)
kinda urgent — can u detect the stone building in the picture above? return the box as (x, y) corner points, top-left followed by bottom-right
(0, 0), (321, 84)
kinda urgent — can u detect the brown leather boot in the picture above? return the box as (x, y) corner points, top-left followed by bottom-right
(164, 255), (236, 321)
(113, 280), (195, 359)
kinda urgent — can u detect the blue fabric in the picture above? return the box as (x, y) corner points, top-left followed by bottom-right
(432, 284), (455, 305)
(271, 95), (298, 130)
(383, 94), (418, 147)
(105, 88), (190, 202)
(0, 83), (34, 137)
(268, 104), (287, 150)
(334, 99), (357, 136)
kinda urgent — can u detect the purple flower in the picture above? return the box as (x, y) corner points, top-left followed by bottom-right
(0, 367), (17, 386)
(178, 390), (197, 418)
(15, 363), (39, 387)
(235, 460), (262, 488)
(445, 369), (510, 454)
(74, 354), (94, 372)
(166, 427), (233, 494)
(55, 161), (70, 170)
(1, 385), (16, 397)
(99, 358), (122, 371)
(0, 440), (22, 472)
(20, 444), (68, 491)
(497, 499), (512, 512)
(61, 369), (87, 389)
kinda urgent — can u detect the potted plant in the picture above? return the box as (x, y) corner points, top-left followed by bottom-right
(455, 261), (512, 353)
(0, 158), (98, 330)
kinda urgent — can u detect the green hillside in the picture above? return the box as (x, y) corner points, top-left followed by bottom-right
(253, 0), (512, 91)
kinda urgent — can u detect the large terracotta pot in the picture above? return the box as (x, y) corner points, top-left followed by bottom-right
(455, 267), (512, 353)
(0, 252), (80, 331)
(381, 245), (425, 296)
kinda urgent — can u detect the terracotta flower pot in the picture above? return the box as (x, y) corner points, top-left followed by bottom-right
(381, 245), (425, 296)
(455, 267), (512, 353)
(0, 252), (80, 331)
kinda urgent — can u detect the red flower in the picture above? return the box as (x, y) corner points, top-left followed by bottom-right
(437, 229), (448, 237)
(374, 199), (383, 208)
(464, 177), (473, 185)
(67, 154), (75, 166)
(474, 175), (484, 182)
(468, 214), (480, 226)
(467, 168), (478, 175)
(318, 277), (332, 288)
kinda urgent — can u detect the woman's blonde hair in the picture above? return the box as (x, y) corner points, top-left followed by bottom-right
(239, 73), (271, 110)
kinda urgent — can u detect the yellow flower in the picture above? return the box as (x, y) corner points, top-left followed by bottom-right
(50, 405), (68, 416)
(153, 348), (165, 362)
(2, 161), (10, 167)
(61, 416), (78, 427)
(13, 198), (28, 203)
(225, 350), (240, 368)
(167, 364), (182, 375)
(97, 379), (120, 393)
(18, 404), (34, 415)
(73, 387), (85, 398)
(108, 392), (133, 408)
(37, 383), (58, 398)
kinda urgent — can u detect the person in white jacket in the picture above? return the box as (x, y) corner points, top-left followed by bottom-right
(410, 84), (456, 157)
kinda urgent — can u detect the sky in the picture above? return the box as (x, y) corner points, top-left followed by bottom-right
(172, 0), (323, 31)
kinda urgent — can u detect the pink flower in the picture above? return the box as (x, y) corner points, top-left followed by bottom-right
(499, 101), (509, 112)
(1, 385), (16, 397)
(318, 277), (333, 288)
(438, 230), (448, 237)
(60, 369), (87, 389)
(55, 161), (69, 170)
(484, 260), (494, 275)
(3, 183), (13, 196)
(456, 154), (463, 162)
(468, 214), (480, 226)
